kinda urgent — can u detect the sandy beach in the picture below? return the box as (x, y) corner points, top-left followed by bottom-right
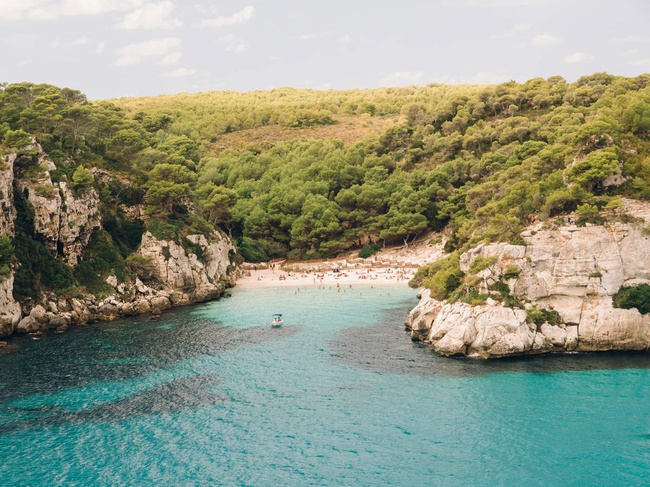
(234, 234), (445, 290)
(236, 265), (416, 290)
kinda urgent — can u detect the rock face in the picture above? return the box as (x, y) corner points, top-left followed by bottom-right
(0, 276), (21, 337)
(17, 147), (101, 266)
(0, 144), (240, 340)
(406, 215), (650, 358)
(0, 153), (21, 337)
(136, 231), (237, 307)
(0, 153), (17, 237)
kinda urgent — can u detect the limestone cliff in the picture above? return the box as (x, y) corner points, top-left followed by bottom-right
(0, 145), (240, 339)
(406, 205), (650, 358)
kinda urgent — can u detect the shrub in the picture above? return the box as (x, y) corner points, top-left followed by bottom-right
(71, 165), (95, 192)
(125, 254), (156, 280)
(74, 229), (129, 294)
(612, 284), (650, 314)
(503, 264), (521, 279)
(33, 184), (58, 199)
(468, 255), (497, 274)
(575, 203), (603, 225)
(0, 235), (14, 280)
(417, 254), (464, 300)
(358, 243), (380, 259)
(526, 306), (562, 326)
(148, 218), (184, 242)
(3, 129), (31, 150)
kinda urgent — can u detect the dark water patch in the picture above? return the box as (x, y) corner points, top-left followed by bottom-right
(329, 304), (650, 377)
(0, 309), (300, 405)
(0, 374), (226, 434)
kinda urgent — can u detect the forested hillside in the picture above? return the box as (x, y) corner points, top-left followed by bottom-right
(2, 73), (650, 283)
(114, 73), (650, 262)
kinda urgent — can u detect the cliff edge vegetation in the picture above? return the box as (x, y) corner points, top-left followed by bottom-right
(0, 83), (241, 338)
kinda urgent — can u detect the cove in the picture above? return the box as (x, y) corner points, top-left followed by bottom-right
(0, 284), (648, 486)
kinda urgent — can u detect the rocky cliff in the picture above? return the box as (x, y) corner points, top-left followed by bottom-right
(0, 145), (239, 339)
(406, 204), (650, 358)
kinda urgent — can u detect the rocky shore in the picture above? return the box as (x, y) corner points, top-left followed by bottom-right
(405, 203), (650, 358)
(0, 144), (239, 340)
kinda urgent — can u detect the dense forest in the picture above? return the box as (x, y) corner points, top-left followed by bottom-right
(1, 73), (650, 298)
(114, 73), (650, 261)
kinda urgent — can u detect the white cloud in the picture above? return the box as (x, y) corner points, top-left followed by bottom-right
(339, 34), (352, 44)
(96, 41), (106, 53)
(218, 34), (247, 53)
(200, 6), (254, 28)
(512, 23), (531, 32)
(0, 0), (145, 21)
(163, 68), (196, 78)
(381, 71), (424, 86)
(444, 0), (555, 6)
(160, 51), (181, 65)
(71, 35), (89, 45)
(115, 1), (181, 29)
(60, 0), (144, 16)
(114, 37), (180, 66)
(430, 71), (511, 85)
(563, 52), (591, 64)
(532, 34), (561, 46)
(609, 36), (646, 44)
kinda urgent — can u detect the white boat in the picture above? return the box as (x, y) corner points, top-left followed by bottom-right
(271, 314), (283, 328)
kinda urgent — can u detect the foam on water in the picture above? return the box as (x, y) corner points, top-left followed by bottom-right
(0, 285), (648, 486)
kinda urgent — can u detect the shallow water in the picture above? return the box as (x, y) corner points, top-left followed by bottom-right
(0, 285), (648, 486)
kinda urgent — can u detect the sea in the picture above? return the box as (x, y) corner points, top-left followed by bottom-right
(0, 284), (648, 486)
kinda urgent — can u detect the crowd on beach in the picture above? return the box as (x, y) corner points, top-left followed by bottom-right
(238, 261), (416, 289)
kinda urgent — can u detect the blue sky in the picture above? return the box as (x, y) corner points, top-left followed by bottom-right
(1, 0), (649, 99)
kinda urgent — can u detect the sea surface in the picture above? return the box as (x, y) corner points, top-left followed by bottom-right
(0, 284), (648, 486)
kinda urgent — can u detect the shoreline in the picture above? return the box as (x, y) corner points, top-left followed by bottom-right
(235, 266), (415, 290)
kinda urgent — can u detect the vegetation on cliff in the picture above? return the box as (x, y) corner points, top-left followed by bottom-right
(2, 73), (650, 300)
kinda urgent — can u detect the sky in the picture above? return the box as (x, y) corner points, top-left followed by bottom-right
(1, 0), (649, 100)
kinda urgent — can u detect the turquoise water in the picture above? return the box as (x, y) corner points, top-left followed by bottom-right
(0, 284), (649, 486)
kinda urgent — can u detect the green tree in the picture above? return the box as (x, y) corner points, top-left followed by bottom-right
(71, 165), (95, 192)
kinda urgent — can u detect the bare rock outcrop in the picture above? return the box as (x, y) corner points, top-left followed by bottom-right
(0, 276), (22, 337)
(406, 210), (650, 358)
(17, 148), (100, 266)
(0, 153), (17, 237)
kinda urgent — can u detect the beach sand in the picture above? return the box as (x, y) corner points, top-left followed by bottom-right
(236, 266), (416, 290)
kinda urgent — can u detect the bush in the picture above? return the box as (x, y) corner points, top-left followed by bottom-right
(102, 208), (145, 257)
(575, 203), (603, 225)
(33, 184), (58, 199)
(3, 129), (31, 150)
(125, 254), (156, 280)
(0, 235), (14, 280)
(468, 255), (497, 274)
(526, 306), (562, 327)
(74, 229), (129, 294)
(71, 165), (95, 192)
(148, 218), (184, 242)
(503, 264), (521, 279)
(358, 243), (380, 259)
(416, 254), (464, 299)
(612, 284), (650, 314)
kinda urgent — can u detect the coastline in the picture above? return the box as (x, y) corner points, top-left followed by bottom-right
(236, 266), (416, 290)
